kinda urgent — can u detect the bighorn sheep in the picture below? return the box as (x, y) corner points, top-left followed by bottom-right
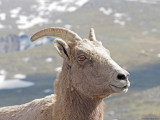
(0, 27), (130, 120)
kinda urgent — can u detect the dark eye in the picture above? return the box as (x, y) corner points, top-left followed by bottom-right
(78, 55), (86, 61)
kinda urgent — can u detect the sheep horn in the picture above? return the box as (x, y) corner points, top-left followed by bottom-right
(30, 27), (82, 43)
(89, 28), (96, 41)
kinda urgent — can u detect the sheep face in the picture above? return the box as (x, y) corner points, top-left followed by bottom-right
(68, 39), (130, 99)
(31, 27), (130, 99)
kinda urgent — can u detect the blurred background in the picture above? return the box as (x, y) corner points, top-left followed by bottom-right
(0, 0), (160, 119)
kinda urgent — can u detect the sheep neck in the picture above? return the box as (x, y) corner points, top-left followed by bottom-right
(53, 62), (104, 120)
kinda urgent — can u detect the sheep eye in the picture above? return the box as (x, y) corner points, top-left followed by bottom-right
(78, 55), (86, 61)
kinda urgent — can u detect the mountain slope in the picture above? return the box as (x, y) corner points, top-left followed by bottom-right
(0, 1), (160, 119)
(104, 86), (160, 120)
(1, 0), (160, 69)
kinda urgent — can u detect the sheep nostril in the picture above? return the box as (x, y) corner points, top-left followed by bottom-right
(117, 74), (127, 80)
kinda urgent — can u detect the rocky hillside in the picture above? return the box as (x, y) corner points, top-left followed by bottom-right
(0, 0), (160, 68)
(0, 34), (53, 53)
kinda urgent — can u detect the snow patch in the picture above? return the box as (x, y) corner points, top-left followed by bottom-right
(113, 13), (128, 27)
(114, 19), (125, 26)
(43, 89), (52, 94)
(16, 15), (48, 29)
(0, 75), (5, 83)
(157, 54), (160, 58)
(0, 79), (34, 90)
(0, 24), (5, 29)
(0, 13), (6, 21)
(34, 37), (50, 45)
(114, 13), (126, 19)
(45, 57), (53, 62)
(0, 74), (34, 90)
(67, 7), (77, 12)
(0, 69), (7, 75)
(64, 24), (72, 29)
(55, 19), (63, 24)
(10, 7), (22, 18)
(75, 0), (88, 6)
(18, 31), (25, 36)
(36, 0), (89, 13)
(55, 66), (62, 72)
(14, 74), (26, 79)
(99, 7), (112, 15)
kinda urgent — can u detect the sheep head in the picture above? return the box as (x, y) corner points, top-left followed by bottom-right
(31, 27), (130, 99)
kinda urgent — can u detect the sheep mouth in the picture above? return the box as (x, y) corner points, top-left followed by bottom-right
(110, 84), (129, 92)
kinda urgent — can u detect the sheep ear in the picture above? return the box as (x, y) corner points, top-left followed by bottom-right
(54, 39), (70, 60)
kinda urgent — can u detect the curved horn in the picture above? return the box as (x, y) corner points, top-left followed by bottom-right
(31, 27), (82, 43)
(89, 28), (96, 41)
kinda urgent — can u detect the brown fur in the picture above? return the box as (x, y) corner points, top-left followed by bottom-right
(0, 28), (130, 120)
(0, 95), (56, 120)
(53, 62), (104, 120)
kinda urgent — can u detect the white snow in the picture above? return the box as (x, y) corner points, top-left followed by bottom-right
(114, 19), (125, 26)
(157, 54), (160, 58)
(99, 7), (113, 15)
(0, 69), (7, 75)
(55, 19), (63, 24)
(36, 0), (89, 13)
(0, 24), (5, 29)
(0, 79), (34, 90)
(75, 0), (88, 6)
(55, 66), (62, 72)
(67, 7), (77, 12)
(10, 7), (22, 18)
(45, 57), (53, 62)
(0, 13), (6, 21)
(16, 15), (48, 29)
(20, 38), (28, 51)
(126, 0), (158, 4)
(113, 13), (128, 26)
(0, 74), (34, 90)
(34, 37), (49, 45)
(43, 89), (52, 93)
(14, 74), (26, 79)
(48, 2), (69, 12)
(0, 75), (5, 84)
(114, 13), (126, 19)
(64, 24), (72, 29)
(18, 31), (25, 36)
